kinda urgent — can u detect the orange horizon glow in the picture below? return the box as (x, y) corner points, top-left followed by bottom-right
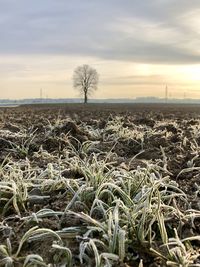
(0, 55), (199, 100)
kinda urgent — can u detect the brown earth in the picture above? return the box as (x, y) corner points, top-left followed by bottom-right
(0, 103), (199, 266)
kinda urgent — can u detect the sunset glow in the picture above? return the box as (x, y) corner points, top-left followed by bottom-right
(0, 1), (199, 99)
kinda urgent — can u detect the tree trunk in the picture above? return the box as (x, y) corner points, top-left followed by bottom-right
(84, 91), (88, 104)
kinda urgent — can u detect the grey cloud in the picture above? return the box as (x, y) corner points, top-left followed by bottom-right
(0, 0), (200, 64)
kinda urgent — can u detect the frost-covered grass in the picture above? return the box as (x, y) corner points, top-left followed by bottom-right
(0, 107), (199, 266)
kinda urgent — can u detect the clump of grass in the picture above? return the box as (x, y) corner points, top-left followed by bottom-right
(0, 111), (199, 267)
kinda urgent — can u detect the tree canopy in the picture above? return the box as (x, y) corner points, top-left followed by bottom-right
(73, 64), (99, 103)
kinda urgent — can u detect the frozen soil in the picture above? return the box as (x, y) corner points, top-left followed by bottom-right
(0, 103), (199, 266)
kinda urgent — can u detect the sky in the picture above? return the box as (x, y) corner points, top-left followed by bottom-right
(0, 0), (200, 99)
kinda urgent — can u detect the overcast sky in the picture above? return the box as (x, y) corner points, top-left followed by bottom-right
(0, 0), (200, 99)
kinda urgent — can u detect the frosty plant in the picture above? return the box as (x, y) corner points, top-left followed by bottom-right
(0, 110), (200, 267)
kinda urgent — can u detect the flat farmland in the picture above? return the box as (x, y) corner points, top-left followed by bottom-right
(0, 103), (199, 267)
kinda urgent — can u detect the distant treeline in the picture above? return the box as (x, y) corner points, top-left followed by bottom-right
(0, 97), (200, 104)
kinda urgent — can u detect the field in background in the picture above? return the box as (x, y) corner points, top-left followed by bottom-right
(0, 103), (199, 266)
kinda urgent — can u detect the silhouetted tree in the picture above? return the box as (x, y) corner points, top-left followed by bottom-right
(73, 64), (99, 104)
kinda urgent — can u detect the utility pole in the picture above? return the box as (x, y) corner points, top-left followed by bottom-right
(40, 88), (43, 99)
(165, 85), (168, 103)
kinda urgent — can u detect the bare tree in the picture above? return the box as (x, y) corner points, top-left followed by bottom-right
(73, 64), (99, 104)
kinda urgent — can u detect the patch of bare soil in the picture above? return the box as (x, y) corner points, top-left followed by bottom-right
(0, 103), (199, 266)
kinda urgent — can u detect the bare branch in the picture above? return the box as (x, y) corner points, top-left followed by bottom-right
(73, 64), (99, 103)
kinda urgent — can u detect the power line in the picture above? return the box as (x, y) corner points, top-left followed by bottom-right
(40, 88), (43, 99)
(165, 85), (168, 103)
